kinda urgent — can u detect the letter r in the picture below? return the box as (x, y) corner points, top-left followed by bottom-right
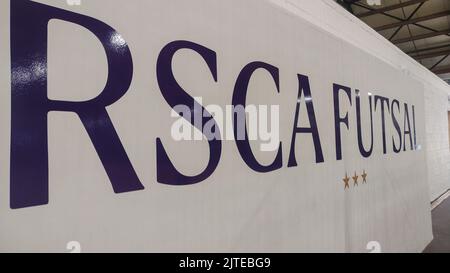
(10, 0), (144, 209)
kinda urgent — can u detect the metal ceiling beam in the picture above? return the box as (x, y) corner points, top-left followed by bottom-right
(388, 2), (424, 40)
(352, 2), (448, 36)
(392, 28), (450, 44)
(429, 55), (449, 70)
(337, 0), (361, 14)
(432, 64), (450, 75)
(375, 10), (450, 31)
(412, 49), (450, 60)
(406, 43), (450, 55)
(356, 0), (429, 18)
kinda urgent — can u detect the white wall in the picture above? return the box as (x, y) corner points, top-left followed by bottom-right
(425, 88), (450, 200)
(0, 0), (445, 252)
(270, 0), (450, 201)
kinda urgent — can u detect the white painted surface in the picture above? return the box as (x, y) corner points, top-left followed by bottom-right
(0, 0), (444, 252)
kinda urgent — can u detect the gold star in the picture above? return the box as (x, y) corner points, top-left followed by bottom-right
(343, 173), (350, 189)
(352, 172), (359, 186)
(362, 170), (368, 184)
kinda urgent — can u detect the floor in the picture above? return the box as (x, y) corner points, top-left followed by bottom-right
(423, 196), (450, 253)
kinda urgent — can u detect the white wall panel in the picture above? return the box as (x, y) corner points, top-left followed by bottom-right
(0, 0), (445, 252)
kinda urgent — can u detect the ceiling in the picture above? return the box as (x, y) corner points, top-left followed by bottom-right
(337, 0), (450, 84)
